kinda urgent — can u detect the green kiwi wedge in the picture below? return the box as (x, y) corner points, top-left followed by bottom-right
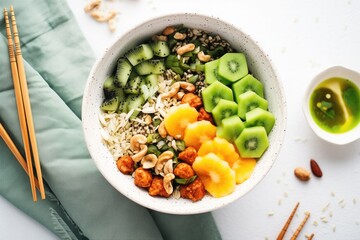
(211, 99), (238, 126)
(114, 58), (133, 88)
(232, 74), (264, 101)
(126, 94), (145, 119)
(204, 59), (231, 85)
(237, 91), (268, 119)
(235, 126), (269, 158)
(124, 75), (143, 95)
(216, 115), (245, 142)
(202, 81), (234, 112)
(218, 53), (248, 82)
(245, 108), (275, 134)
(125, 44), (154, 66)
(100, 96), (120, 112)
(151, 41), (170, 57)
(134, 59), (166, 75)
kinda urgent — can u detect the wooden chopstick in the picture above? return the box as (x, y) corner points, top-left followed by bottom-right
(9, 5), (45, 200)
(277, 202), (300, 240)
(4, 7), (37, 201)
(0, 123), (40, 190)
(4, 6), (46, 200)
(290, 211), (311, 240)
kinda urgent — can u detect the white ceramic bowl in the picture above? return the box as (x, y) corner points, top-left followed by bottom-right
(82, 13), (286, 214)
(303, 66), (360, 145)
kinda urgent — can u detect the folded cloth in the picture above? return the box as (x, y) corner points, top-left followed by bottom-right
(0, 1), (222, 240)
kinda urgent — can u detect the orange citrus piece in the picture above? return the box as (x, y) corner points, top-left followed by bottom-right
(183, 120), (216, 150)
(232, 158), (256, 184)
(164, 103), (199, 139)
(193, 153), (236, 198)
(198, 137), (240, 167)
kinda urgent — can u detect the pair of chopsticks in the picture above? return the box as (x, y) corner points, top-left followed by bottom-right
(277, 202), (313, 240)
(2, 6), (45, 201)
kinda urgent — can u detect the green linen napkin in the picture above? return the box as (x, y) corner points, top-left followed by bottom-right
(0, 1), (222, 240)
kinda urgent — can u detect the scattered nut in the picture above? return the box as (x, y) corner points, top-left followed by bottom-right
(161, 82), (180, 99)
(294, 167), (311, 181)
(141, 154), (158, 169)
(177, 43), (196, 55)
(158, 121), (167, 138)
(90, 9), (117, 22)
(173, 32), (186, 40)
(131, 145), (148, 163)
(152, 35), (167, 42)
(130, 134), (147, 151)
(84, 0), (101, 12)
(197, 51), (211, 62)
(162, 26), (175, 36)
(179, 81), (196, 92)
(163, 173), (175, 194)
(155, 150), (174, 173)
(310, 159), (323, 177)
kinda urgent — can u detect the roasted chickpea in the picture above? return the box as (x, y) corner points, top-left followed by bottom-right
(181, 93), (203, 109)
(134, 167), (153, 188)
(116, 156), (134, 175)
(178, 147), (197, 165)
(173, 163), (195, 179)
(180, 178), (206, 202)
(148, 176), (171, 198)
(197, 107), (215, 124)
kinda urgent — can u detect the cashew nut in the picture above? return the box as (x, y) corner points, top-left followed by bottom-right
(144, 115), (152, 125)
(177, 43), (196, 55)
(173, 32), (186, 40)
(152, 35), (167, 42)
(163, 173), (175, 194)
(162, 26), (175, 36)
(141, 154), (158, 169)
(130, 134), (147, 151)
(175, 91), (185, 100)
(163, 159), (173, 175)
(179, 82), (196, 92)
(90, 9), (117, 22)
(84, 0), (101, 12)
(197, 51), (211, 62)
(155, 150), (174, 173)
(160, 82), (180, 99)
(131, 145), (148, 163)
(158, 121), (167, 138)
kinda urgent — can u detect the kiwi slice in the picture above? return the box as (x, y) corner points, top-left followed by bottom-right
(216, 115), (245, 142)
(134, 59), (166, 75)
(245, 108), (275, 134)
(232, 74), (264, 102)
(218, 53), (248, 82)
(237, 91), (268, 119)
(235, 126), (269, 158)
(125, 44), (154, 66)
(100, 96), (120, 112)
(211, 99), (238, 126)
(124, 75), (143, 95)
(126, 94), (145, 119)
(151, 41), (170, 57)
(114, 58), (133, 88)
(204, 59), (231, 85)
(202, 81), (234, 112)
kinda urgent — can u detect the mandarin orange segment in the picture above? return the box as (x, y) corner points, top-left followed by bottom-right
(183, 120), (217, 150)
(198, 137), (240, 167)
(232, 158), (256, 184)
(164, 103), (199, 139)
(193, 153), (236, 198)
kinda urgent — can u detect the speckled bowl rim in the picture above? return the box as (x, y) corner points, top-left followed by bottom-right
(82, 13), (287, 215)
(303, 66), (360, 145)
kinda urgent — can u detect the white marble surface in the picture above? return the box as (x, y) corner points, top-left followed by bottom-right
(1, 0), (360, 239)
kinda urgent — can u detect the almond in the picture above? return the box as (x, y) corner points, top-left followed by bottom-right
(310, 159), (323, 177)
(294, 167), (311, 181)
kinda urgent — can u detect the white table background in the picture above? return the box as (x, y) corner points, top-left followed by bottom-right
(1, 0), (360, 239)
